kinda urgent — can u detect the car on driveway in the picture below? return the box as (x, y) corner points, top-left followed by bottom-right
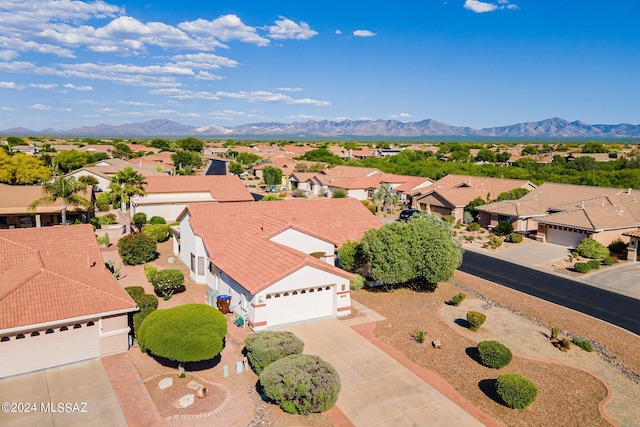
(398, 209), (420, 221)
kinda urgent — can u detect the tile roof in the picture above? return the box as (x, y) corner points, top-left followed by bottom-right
(143, 175), (253, 202)
(432, 174), (534, 195)
(0, 225), (136, 329)
(0, 183), (93, 215)
(185, 198), (382, 295)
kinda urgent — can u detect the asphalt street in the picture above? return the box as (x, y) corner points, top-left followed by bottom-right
(459, 251), (640, 336)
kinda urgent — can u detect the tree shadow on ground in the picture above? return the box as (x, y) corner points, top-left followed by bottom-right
(478, 378), (503, 405)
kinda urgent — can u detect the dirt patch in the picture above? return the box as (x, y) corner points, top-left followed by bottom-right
(143, 376), (229, 418)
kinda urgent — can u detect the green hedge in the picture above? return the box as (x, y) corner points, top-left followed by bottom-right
(132, 212), (147, 225)
(467, 311), (487, 331)
(603, 256), (614, 266)
(574, 262), (590, 274)
(118, 233), (157, 265)
(576, 238), (609, 259)
(496, 373), (538, 409)
(149, 216), (166, 225)
(138, 294), (159, 311)
(245, 331), (304, 375)
(451, 293), (466, 306)
(141, 224), (170, 242)
(259, 354), (340, 414)
(608, 239), (627, 254)
(133, 308), (155, 340)
(125, 286), (145, 302)
(507, 233), (523, 243)
(572, 336), (593, 352)
(586, 260), (601, 270)
(477, 340), (512, 369)
(149, 269), (184, 299)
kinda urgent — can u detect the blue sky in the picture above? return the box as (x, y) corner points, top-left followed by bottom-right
(0, 0), (638, 131)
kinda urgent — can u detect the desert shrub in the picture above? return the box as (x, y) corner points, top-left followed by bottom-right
(454, 223), (462, 229)
(574, 262), (591, 274)
(118, 233), (157, 265)
(559, 337), (572, 351)
(245, 331), (304, 375)
(338, 240), (363, 272)
(97, 213), (117, 225)
(496, 373), (538, 409)
(102, 232), (110, 247)
(331, 188), (347, 198)
(571, 251), (579, 259)
(451, 293), (466, 306)
(442, 215), (456, 224)
(603, 256), (614, 266)
(138, 294), (159, 311)
(96, 193), (111, 211)
(366, 204), (377, 214)
(586, 259), (600, 270)
(507, 233), (522, 243)
(576, 238), (609, 259)
(477, 341), (513, 369)
(572, 336), (593, 352)
(132, 212), (147, 225)
(466, 222), (481, 232)
(292, 189), (306, 198)
(412, 329), (427, 344)
(141, 224), (170, 242)
(97, 235), (105, 245)
(125, 286), (145, 302)
(488, 235), (503, 249)
(149, 269), (184, 299)
(493, 220), (514, 236)
(149, 216), (166, 225)
(349, 275), (365, 291)
(259, 354), (340, 414)
(144, 264), (158, 280)
(89, 217), (102, 230)
(608, 238), (627, 254)
(467, 311), (487, 331)
(550, 325), (560, 340)
(132, 307), (155, 340)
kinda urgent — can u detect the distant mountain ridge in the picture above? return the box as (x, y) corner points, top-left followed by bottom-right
(2, 117), (639, 138)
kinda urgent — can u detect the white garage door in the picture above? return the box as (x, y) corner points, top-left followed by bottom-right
(546, 225), (587, 248)
(0, 322), (100, 378)
(263, 286), (334, 328)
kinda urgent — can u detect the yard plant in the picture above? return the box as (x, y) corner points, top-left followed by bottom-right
(259, 354), (340, 414)
(572, 336), (593, 352)
(118, 232), (157, 265)
(141, 224), (170, 242)
(148, 269), (184, 300)
(244, 331), (304, 375)
(477, 340), (513, 369)
(576, 238), (609, 259)
(467, 310), (487, 331)
(573, 262), (590, 274)
(451, 293), (466, 306)
(496, 373), (538, 409)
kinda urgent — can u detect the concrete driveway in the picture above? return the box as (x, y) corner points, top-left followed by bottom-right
(0, 359), (126, 427)
(577, 261), (640, 300)
(282, 318), (484, 427)
(493, 241), (571, 266)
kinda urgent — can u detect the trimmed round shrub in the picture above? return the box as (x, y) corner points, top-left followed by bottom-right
(138, 294), (159, 311)
(97, 213), (117, 225)
(132, 212), (147, 225)
(259, 354), (340, 414)
(507, 233), (523, 243)
(245, 331), (304, 375)
(574, 262), (590, 274)
(141, 224), (170, 242)
(149, 216), (166, 225)
(608, 238), (627, 254)
(149, 269), (184, 299)
(496, 373), (538, 409)
(603, 256), (614, 266)
(118, 233), (157, 265)
(477, 340), (513, 369)
(349, 274), (365, 291)
(125, 286), (145, 302)
(138, 304), (227, 363)
(132, 307), (154, 340)
(451, 293), (466, 306)
(586, 259), (600, 270)
(467, 310), (487, 331)
(576, 238), (609, 259)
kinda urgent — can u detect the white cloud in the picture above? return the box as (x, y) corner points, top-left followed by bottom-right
(353, 30), (377, 37)
(30, 103), (52, 110)
(464, 0), (498, 13)
(335, 30), (342, 35)
(267, 16), (318, 40)
(117, 100), (158, 107)
(286, 114), (325, 121)
(63, 83), (93, 91)
(151, 87), (330, 106)
(0, 106), (16, 111)
(389, 113), (414, 119)
(195, 71), (225, 81)
(0, 36), (76, 58)
(150, 88), (220, 101)
(0, 50), (19, 60)
(170, 53), (238, 70)
(179, 15), (269, 47)
(276, 87), (303, 92)
(29, 83), (58, 89)
(0, 81), (20, 89)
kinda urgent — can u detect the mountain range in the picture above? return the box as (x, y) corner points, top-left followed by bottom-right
(2, 117), (639, 138)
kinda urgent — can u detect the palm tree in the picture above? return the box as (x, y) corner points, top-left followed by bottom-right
(29, 176), (92, 226)
(372, 183), (399, 213)
(108, 166), (147, 232)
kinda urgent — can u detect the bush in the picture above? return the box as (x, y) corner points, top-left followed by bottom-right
(125, 286), (145, 302)
(245, 331), (304, 375)
(412, 329), (427, 344)
(96, 193), (111, 211)
(338, 240), (363, 272)
(442, 215), (456, 224)
(560, 337), (572, 351)
(507, 233), (522, 243)
(451, 293), (466, 306)
(493, 220), (514, 236)
(586, 259), (600, 270)
(574, 262), (591, 274)
(96, 202), (110, 212)
(149, 216), (166, 225)
(571, 251), (579, 259)
(118, 233), (157, 265)
(102, 233), (110, 247)
(576, 238), (609, 259)
(572, 336), (593, 352)
(349, 275), (365, 291)
(608, 238), (627, 254)
(89, 217), (102, 230)
(488, 235), (503, 249)
(141, 224), (170, 242)
(331, 188), (347, 198)
(149, 269), (184, 299)
(603, 256), (614, 266)
(496, 373), (538, 409)
(477, 340), (513, 369)
(144, 264), (158, 280)
(132, 308), (154, 341)
(97, 213), (117, 225)
(549, 325), (560, 340)
(467, 311), (487, 331)
(132, 212), (147, 225)
(138, 294), (159, 311)
(259, 354), (340, 414)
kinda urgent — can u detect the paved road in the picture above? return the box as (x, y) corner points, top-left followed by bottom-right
(460, 251), (640, 336)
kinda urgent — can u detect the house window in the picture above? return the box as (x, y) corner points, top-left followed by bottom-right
(209, 262), (214, 274)
(301, 290), (306, 294)
(190, 253), (196, 272)
(325, 286), (330, 291)
(283, 292), (289, 297)
(309, 289), (314, 293)
(198, 257), (205, 275)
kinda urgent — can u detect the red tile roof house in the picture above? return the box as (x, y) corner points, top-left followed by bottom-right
(0, 225), (137, 377)
(412, 175), (536, 223)
(131, 175), (254, 222)
(290, 166), (381, 197)
(476, 183), (640, 248)
(173, 198), (382, 331)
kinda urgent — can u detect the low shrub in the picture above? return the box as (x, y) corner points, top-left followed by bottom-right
(608, 238), (627, 254)
(571, 251), (579, 258)
(586, 260), (601, 270)
(89, 217), (102, 230)
(451, 293), (466, 306)
(477, 340), (513, 369)
(141, 224), (170, 242)
(132, 307), (154, 340)
(412, 329), (427, 344)
(96, 235), (105, 245)
(96, 202), (110, 212)
(349, 275), (365, 291)
(488, 235), (503, 249)
(466, 222), (480, 232)
(560, 337), (572, 351)
(366, 204), (377, 214)
(550, 324), (560, 340)
(132, 212), (147, 225)
(572, 336), (593, 352)
(493, 220), (514, 236)
(496, 373), (538, 409)
(574, 262), (591, 274)
(507, 233), (522, 243)
(576, 238), (609, 259)
(259, 354), (340, 414)
(603, 256), (614, 266)
(442, 215), (456, 223)
(144, 264), (158, 280)
(467, 311), (487, 331)
(454, 223), (462, 229)
(292, 189), (306, 198)
(97, 213), (117, 225)
(125, 286), (145, 302)
(149, 269), (184, 299)
(245, 331), (304, 375)
(138, 294), (159, 311)
(118, 233), (157, 265)
(149, 216), (166, 225)
(102, 233), (110, 247)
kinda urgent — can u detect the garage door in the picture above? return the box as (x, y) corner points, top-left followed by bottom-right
(546, 225), (587, 248)
(263, 286), (334, 328)
(0, 322), (100, 378)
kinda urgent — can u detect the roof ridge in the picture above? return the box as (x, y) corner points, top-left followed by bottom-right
(0, 252), (44, 300)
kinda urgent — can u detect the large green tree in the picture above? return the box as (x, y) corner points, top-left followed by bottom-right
(177, 137), (204, 152)
(52, 150), (92, 172)
(29, 176), (92, 225)
(171, 150), (203, 172)
(263, 166), (283, 186)
(359, 214), (463, 290)
(108, 166), (147, 231)
(0, 151), (51, 184)
(372, 183), (399, 212)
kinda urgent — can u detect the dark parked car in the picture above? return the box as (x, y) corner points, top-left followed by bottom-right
(398, 209), (420, 221)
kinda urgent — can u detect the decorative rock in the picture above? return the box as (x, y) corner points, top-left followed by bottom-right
(187, 380), (203, 391)
(432, 340), (442, 349)
(168, 256), (176, 264)
(195, 387), (207, 398)
(158, 377), (173, 389)
(176, 394), (195, 408)
(178, 364), (185, 377)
